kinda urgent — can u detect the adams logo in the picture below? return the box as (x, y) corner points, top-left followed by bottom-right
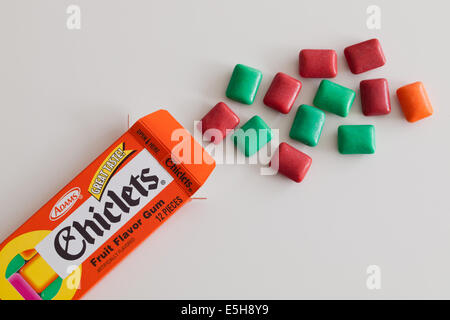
(50, 187), (81, 221)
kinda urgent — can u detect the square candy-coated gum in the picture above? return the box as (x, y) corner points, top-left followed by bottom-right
(344, 39), (386, 74)
(360, 78), (391, 116)
(263, 72), (302, 114)
(226, 64), (263, 105)
(270, 142), (312, 183)
(289, 105), (325, 147)
(396, 82), (433, 122)
(232, 115), (272, 157)
(338, 125), (376, 154)
(199, 102), (240, 144)
(299, 49), (338, 78)
(313, 80), (356, 117)
(19, 254), (58, 293)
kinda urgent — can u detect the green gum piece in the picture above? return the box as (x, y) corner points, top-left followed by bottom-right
(338, 125), (376, 154)
(289, 104), (325, 147)
(232, 115), (272, 157)
(313, 80), (356, 117)
(40, 277), (63, 300)
(226, 64), (263, 105)
(5, 254), (25, 279)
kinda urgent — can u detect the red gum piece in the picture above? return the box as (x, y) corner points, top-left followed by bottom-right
(360, 78), (391, 116)
(270, 142), (312, 183)
(299, 49), (338, 78)
(344, 39), (386, 74)
(263, 72), (302, 114)
(199, 102), (240, 144)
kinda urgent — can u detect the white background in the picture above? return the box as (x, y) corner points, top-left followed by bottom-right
(0, 0), (449, 299)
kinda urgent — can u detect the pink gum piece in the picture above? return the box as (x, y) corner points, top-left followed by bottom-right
(8, 273), (42, 300)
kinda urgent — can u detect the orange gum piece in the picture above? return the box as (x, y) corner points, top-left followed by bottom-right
(396, 82), (433, 122)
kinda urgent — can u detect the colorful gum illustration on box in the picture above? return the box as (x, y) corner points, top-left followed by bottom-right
(5, 251), (61, 300)
(0, 110), (215, 300)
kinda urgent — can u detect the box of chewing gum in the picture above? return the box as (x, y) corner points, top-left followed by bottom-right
(0, 109), (215, 300)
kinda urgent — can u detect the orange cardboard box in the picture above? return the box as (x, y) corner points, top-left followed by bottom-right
(0, 109), (215, 300)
